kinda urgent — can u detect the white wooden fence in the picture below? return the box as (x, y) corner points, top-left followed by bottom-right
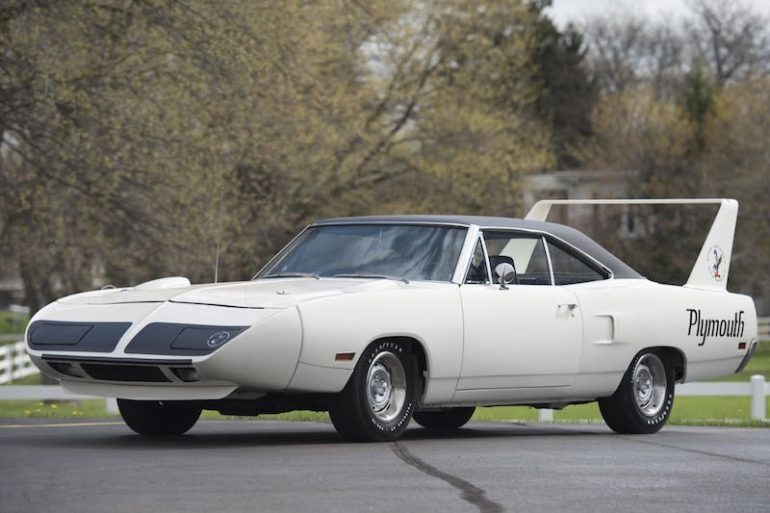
(0, 341), (38, 385)
(760, 316), (770, 340)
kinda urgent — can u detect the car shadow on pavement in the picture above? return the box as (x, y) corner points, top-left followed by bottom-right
(20, 420), (614, 450)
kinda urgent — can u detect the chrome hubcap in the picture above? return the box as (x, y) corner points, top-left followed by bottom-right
(366, 351), (406, 423)
(633, 353), (667, 417)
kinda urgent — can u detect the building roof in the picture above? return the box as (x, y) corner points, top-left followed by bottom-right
(315, 215), (643, 279)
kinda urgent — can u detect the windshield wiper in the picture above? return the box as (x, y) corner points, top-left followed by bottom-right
(333, 273), (410, 284)
(263, 272), (321, 280)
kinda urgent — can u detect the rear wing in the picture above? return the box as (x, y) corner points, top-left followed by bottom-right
(525, 198), (739, 291)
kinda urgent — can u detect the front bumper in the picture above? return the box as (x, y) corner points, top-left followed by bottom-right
(61, 379), (237, 401)
(33, 354), (239, 401)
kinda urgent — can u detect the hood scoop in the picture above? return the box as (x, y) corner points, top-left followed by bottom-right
(135, 276), (192, 290)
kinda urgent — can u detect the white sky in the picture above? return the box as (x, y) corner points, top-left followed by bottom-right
(545, 0), (770, 28)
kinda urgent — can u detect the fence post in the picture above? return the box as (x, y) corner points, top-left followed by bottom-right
(10, 342), (18, 382)
(750, 375), (766, 421)
(14, 341), (24, 380)
(0, 345), (9, 384)
(105, 398), (119, 415)
(538, 408), (554, 423)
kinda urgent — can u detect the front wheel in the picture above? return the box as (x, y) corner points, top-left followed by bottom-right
(599, 350), (674, 434)
(329, 340), (418, 442)
(118, 399), (201, 435)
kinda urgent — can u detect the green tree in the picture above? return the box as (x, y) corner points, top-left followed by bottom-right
(679, 62), (718, 143)
(529, 17), (596, 168)
(698, 78), (770, 312)
(1, 0), (565, 306)
(1, 1), (268, 305)
(389, 0), (553, 217)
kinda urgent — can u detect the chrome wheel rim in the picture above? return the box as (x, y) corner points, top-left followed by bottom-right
(366, 351), (406, 423)
(632, 353), (667, 417)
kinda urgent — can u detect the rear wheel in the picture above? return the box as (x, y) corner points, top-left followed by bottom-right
(329, 340), (418, 442)
(117, 399), (201, 435)
(599, 349), (674, 434)
(413, 407), (475, 430)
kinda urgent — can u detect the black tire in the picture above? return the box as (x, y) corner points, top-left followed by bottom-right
(413, 407), (476, 430)
(599, 349), (674, 434)
(117, 399), (201, 435)
(329, 340), (418, 442)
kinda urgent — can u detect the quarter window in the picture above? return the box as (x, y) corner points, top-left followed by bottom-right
(547, 241), (606, 285)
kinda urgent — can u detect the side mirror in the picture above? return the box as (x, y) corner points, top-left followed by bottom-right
(494, 262), (517, 290)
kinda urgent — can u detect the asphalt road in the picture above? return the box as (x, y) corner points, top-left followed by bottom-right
(0, 420), (768, 513)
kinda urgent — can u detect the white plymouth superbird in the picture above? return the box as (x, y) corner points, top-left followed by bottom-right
(26, 199), (758, 441)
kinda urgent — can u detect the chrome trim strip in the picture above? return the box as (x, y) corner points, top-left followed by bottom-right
(542, 236), (556, 286)
(313, 220), (471, 228)
(252, 225), (311, 280)
(42, 355), (194, 366)
(480, 233), (493, 283)
(736, 338), (759, 373)
(453, 224), (480, 284)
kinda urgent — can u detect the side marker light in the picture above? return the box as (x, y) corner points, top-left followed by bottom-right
(335, 352), (355, 362)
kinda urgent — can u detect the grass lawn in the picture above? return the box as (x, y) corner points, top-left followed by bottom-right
(0, 400), (110, 418)
(0, 400), (330, 422)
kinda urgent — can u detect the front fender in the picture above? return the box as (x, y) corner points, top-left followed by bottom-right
(198, 307), (303, 390)
(288, 283), (463, 402)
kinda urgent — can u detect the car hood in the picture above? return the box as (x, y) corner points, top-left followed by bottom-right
(56, 278), (404, 309)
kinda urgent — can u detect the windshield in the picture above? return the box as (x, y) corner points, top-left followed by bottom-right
(258, 224), (467, 282)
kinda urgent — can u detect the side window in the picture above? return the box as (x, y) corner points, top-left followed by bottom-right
(465, 239), (490, 284)
(483, 232), (552, 285)
(547, 241), (607, 285)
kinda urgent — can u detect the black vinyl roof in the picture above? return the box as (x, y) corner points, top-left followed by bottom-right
(315, 215), (643, 279)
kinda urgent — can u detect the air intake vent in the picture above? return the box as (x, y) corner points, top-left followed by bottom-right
(80, 364), (170, 383)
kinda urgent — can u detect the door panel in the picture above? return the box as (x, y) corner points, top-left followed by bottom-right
(457, 284), (582, 391)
